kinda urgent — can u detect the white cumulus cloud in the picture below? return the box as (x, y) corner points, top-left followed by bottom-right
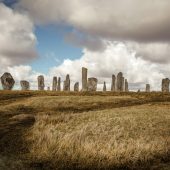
(0, 3), (37, 68)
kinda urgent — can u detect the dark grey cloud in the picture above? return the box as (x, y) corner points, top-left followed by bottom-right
(15, 0), (170, 63)
(65, 31), (106, 52)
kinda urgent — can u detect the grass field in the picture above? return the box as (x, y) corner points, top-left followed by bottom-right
(0, 91), (170, 170)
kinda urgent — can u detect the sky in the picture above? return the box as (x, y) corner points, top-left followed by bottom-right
(0, 0), (170, 91)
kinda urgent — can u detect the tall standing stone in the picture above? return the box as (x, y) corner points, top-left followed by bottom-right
(57, 77), (61, 91)
(162, 78), (170, 92)
(74, 82), (79, 92)
(116, 72), (124, 92)
(1, 72), (15, 90)
(146, 84), (150, 92)
(52, 77), (57, 91)
(20, 81), (30, 90)
(122, 77), (125, 91)
(82, 67), (88, 91)
(111, 75), (116, 91)
(88, 78), (98, 91)
(64, 74), (70, 91)
(38, 75), (45, 90)
(103, 82), (107, 92)
(125, 79), (129, 92)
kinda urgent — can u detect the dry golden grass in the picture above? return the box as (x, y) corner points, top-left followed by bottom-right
(0, 91), (170, 169)
(27, 104), (170, 169)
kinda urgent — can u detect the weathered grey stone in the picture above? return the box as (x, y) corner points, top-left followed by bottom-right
(57, 77), (61, 91)
(82, 67), (88, 91)
(137, 89), (141, 93)
(122, 77), (125, 91)
(111, 75), (116, 91)
(162, 78), (170, 92)
(125, 79), (129, 92)
(52, 77), (57, 91)
(47, 87), (50, 91)
(1, 72), (15, 90)
(146, 84), (150, 92)
(38, 75), (45, 90)
(88, 78), (98, 91)
(74, 82), (79, 92)
(103, 82), (107, 92)
(20, 81), (30, 90)
(63, 74), (70, 91)
(116, 72), (124, 92)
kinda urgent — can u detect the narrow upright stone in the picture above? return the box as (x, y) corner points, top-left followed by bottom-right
(146, 84), (150, 92)
(88, 78), (98, 91)
(74, 82), (79, 92)
(64, 74), (70, 91)
(20, 80), (30, 90)
(116, 72), (124, 92)
(38, 75), (45, 90)
(125, 79), (129, 92)
(63, 80), (66, 91)
(103, 82), (107, 92)
(162, 78), (170, 92)
(1, 72), (15, 90)
(52, 77), (57, 91)
(57, 77), (61, 91)
(111, 75), (116, 91)
(47, 87), (50, 91)
(122, 77), (125, 92)
(82, 67), (88, 91)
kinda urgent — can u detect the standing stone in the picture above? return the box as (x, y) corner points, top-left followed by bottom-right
(103, 82), (107, 92)
(20, 81), (30, 90)
(122, 77), (125, 91)
(64, 74), (70, 91)
(74, 82), (79, 92)
(57, 77), (61, 91)
(47, 87), (50, 91)
(82, 67), (88, 91)
(1, 72), (15, 90)
(52, 77), (57, 91)
(162, 78), (170, 92)
(88, 78), (98, 91)
(38, 75), (45, 90)
(116, 72), (124, 92)
(125, 79), (129, 92)
(111, 75), (116, 91)
(146, 84), (150, 92)
(63, 80), (66, 91)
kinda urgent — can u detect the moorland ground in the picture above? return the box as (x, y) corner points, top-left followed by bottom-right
(0, 91), (170, 170)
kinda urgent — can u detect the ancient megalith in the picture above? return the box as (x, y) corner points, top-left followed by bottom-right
(1, 72), (15, 90)
(125, 79), (129, 92)
(82, 67), (88, 91)
(20, 80), (30, 90)
(57, 77), (61, 91)
(52, 77), (57, 91)
(88, 78), (98, 91)
(64, 74), (70, 91)
(146, 84), (150, 92)
(103, 82), (107, 92)
(111, 75), (116, 91)
(116, 72), (124, 92)
(47, 87), (50, 91)
(38, 75), (45, 90)
(74, 82), (79, 92)
(162, 78), (170, 92)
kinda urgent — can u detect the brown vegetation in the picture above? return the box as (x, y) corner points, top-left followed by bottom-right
(0, 91), (170, 169)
